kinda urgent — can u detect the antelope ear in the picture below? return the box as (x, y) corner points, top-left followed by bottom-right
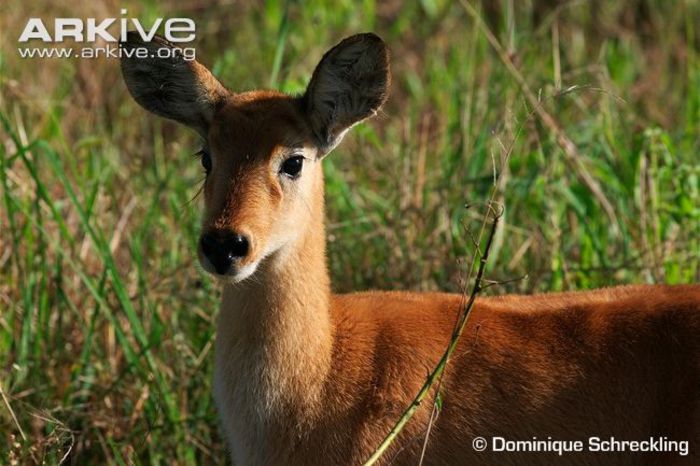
(120, 32), (228, 135)
(302, 33), (390, 155)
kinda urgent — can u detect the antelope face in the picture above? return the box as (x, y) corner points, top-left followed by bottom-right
(196, 93), (322, 281)
(121, 33), (390, 282)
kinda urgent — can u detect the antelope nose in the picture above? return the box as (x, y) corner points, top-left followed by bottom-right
(200, 231), (250, 274)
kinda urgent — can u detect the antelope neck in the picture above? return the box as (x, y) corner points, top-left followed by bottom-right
(216, 189), (333, 416)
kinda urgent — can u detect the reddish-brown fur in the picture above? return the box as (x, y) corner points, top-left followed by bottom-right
(120, 33), (700, 465)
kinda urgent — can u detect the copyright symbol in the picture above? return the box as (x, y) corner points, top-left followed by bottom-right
(472, 437), (487, 452)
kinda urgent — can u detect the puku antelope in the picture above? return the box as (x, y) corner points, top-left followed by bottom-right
(120, 33), (700, 465)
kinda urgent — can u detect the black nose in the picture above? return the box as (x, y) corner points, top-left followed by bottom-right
(200, 231), (250, 274)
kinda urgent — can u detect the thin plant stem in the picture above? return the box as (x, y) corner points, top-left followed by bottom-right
(362, 202), (502, 466)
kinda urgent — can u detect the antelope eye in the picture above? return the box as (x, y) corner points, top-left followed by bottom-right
(199, 148), (212, 174)
(280, 156), (304, 178)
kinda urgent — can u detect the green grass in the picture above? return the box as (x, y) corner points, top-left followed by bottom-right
(1, 0), (699, 464)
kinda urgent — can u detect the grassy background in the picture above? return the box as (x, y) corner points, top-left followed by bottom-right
(1, 0), (699, 463)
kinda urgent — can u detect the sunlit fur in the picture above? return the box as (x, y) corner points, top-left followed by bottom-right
(121, 34), (700, 466)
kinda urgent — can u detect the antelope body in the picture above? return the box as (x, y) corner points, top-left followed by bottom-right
(121, 33), (700, 465)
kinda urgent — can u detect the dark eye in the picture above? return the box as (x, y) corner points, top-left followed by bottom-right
(199, 148), (212, 174)
(280, 156), (304, 178)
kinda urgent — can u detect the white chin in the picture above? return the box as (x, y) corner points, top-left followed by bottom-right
(198, 254), (259, 284)
(226, 262), (258, 284)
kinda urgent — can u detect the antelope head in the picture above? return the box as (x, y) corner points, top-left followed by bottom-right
(121, 33), (390, 282)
